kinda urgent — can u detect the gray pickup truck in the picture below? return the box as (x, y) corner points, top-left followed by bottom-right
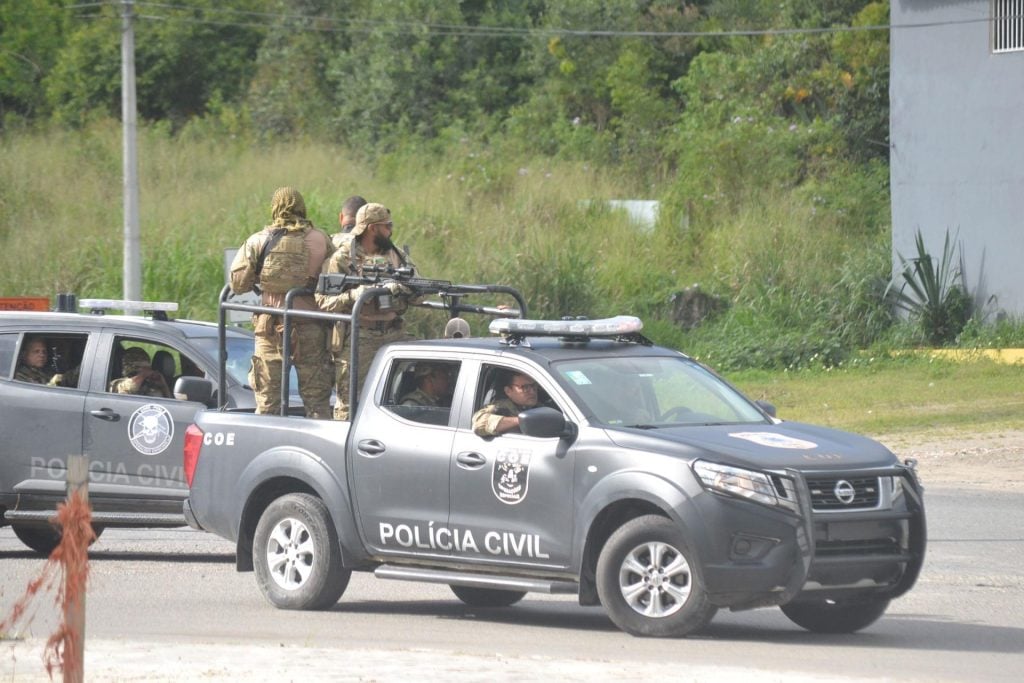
(183, 281), (926, 638)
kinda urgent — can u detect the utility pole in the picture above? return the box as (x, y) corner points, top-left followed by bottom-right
(121, 0), (141, 304)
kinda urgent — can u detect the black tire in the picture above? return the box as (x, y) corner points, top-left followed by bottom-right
(12, 522), (104, 556)
(780, 597), (891, 633)
(449, 585), (527, 608)
(252, 493), (350, 610)
(596, 515), (717, 637)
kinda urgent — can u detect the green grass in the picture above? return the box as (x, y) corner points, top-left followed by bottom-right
(730, 356), (1024, 437)
(4, 120), (1024, 372)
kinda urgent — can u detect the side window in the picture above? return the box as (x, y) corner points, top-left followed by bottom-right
(0, 333), (17, 378)
(381, 358), (460, 426)
(11, 333), (87, 388)
(108, 337), (201, 400)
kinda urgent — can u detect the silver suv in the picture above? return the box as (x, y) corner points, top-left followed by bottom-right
(0, 296), (267, 554)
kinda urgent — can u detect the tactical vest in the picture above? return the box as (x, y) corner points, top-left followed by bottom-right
(258, 226), (311, 294)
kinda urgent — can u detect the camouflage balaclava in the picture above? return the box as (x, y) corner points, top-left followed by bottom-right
(122, 347), (151, 376)
(270, 187), (311, 229)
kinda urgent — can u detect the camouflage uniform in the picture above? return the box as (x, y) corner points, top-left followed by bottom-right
(400, 387), (439, 407)
(471, 397), (523, 436)
(17, 364), (78, 387)
(231, 187), (334, 418)
(316, 203), (416, 420)
(108, 347), (171, 398)
(15, 364), (56, 385)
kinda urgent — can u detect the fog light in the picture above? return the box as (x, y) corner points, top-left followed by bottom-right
(729, 533), (779, 561)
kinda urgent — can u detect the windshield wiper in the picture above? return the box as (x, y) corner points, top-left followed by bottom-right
(624, 424), (660, 430)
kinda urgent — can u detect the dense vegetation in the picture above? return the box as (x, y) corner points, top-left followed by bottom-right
(2, 1), (1020, 370)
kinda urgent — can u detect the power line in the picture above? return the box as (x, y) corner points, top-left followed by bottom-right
(64, 0), (1013, 39)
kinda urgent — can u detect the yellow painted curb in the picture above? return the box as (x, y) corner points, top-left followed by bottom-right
(926, 348), (1024, 365)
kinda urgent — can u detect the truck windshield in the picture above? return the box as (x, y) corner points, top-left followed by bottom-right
(553, 356), (767, 427)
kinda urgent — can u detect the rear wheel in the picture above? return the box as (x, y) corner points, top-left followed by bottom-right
(449, 585), (526, 608)
(596, 515), (717, 637)
(253, 493), (350, 610)
(12, 522), (104, 556)
(781, 597), (891, 633)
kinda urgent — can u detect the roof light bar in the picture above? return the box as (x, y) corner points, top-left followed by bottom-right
(489, 315), (643, 338)
(79, 299), (179, 312)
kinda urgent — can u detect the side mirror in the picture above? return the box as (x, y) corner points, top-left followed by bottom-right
(174, 376), (215, 407)
(755, 400), (777, 418)
(518, 407), (576, 440)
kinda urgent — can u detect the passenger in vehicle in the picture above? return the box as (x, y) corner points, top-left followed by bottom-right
(400, 363), (452, 407)
(15, 336), (57, 385)
(15, 336), (78, 387)
(472, 371), (548, 436)
(108, 347), (172, 398)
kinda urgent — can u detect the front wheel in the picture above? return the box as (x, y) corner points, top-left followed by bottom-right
(780, 597), (891, 633)
(253, 493), (350, 610)
(450, 585), (526, 608)
(596, 515), (717, 637)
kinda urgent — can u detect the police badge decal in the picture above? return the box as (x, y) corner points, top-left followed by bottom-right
(127, 403), (175, 455)
(492, 449), (531, 505)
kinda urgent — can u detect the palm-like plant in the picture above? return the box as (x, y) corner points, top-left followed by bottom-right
(885, 229), (971, 345)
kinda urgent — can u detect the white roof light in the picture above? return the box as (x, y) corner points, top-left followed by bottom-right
(79, 299), (179, 312)
(489, 315), (643, 338)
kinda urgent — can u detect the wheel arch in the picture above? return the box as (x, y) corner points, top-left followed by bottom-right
(234, 448), (364, 571)
(574, 471), (707, 606)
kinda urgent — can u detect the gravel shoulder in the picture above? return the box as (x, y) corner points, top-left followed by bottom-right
(870, 428), (1024, 491)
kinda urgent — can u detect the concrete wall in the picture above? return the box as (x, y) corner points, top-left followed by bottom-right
(890, 0), (1024, 317)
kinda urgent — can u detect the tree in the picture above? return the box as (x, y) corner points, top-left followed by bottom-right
(45, 0), (268, 127)
(0, 0), (70, 125)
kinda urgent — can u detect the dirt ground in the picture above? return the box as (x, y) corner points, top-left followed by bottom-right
(870, 429), (1024, 491)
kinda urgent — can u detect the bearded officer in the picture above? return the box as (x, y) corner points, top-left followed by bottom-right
(316, 202), (416, 420)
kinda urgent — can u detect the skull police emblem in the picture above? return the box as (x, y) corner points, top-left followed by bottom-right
(127, 403), (174, 455)
(492, 448), (531, 505)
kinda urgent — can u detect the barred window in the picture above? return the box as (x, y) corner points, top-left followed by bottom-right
(994, 0), (1024, 52)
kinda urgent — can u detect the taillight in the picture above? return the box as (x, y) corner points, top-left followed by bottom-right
(183, 424), (204, 487)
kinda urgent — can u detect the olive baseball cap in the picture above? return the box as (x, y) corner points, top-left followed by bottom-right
(352, 203), (391, 236)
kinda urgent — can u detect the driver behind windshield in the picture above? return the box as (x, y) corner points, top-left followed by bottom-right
(472, 372), (545, 436)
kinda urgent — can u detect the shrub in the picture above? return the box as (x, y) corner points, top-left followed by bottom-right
(885, 229), (971, 346)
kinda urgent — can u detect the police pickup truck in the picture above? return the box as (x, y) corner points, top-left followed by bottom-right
(0, 295), (284, 555)
(183, 282), (926, 637)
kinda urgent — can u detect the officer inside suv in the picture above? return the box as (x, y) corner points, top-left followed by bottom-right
(15, 336), (56, 385)
(400, 362), (453, 407)
(108, 347), (172, 398)
(15, 336), (77, 387)
(472, 371), (551, 436)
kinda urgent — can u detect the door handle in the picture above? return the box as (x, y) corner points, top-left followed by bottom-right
(89, 408), (120, 422)
(456, 451), (487, 469)
(357, 439), (386, 457)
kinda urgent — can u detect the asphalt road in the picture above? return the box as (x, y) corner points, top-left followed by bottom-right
(1, 485), (1022, 682)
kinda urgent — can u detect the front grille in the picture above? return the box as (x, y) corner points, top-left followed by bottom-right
(807, 476), (880, 510)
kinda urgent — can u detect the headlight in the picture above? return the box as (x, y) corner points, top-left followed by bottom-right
(693, 460), (793, 509)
